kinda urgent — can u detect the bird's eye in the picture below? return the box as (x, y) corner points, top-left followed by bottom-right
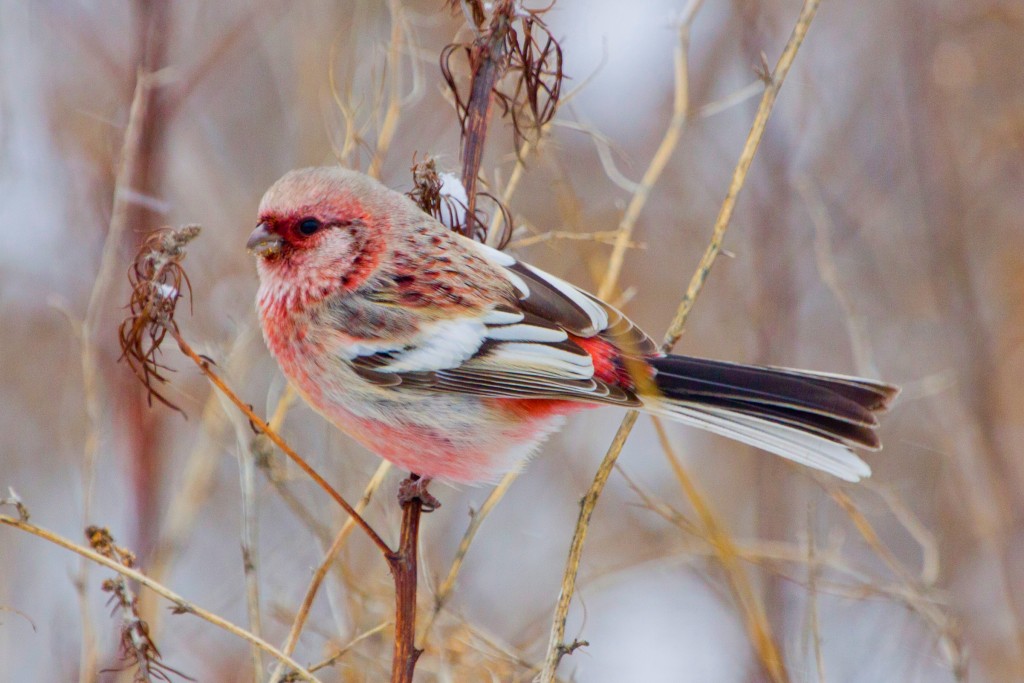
(298, 218), (321, 236)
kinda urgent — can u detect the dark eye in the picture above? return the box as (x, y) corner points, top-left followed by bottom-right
(297, 218), (321, 236)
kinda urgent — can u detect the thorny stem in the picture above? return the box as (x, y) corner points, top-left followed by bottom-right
(538, 0), (823, 678)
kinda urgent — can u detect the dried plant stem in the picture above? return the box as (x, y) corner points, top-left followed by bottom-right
(231, 411), (264, 682)
(538, 410), (639, 680)
(389, 490), (425, 683)
(369, 0), (406, 180)
(308, 622), (391, 673)
(829, 487), (967, 677)
(654, 418), (789, 683)
(457, 0), (514, 236)
(0, 515), (319, 683)
(798, 177), (878, 375)
(663, 0), (821, 349)
(805, 507), (827, 683)
(267, 461), (392, 683)
(539, 1), (822, 678)
(598, 0), (703, 300)
(76, 69), (157, 683)
(169, 330), (392, 557)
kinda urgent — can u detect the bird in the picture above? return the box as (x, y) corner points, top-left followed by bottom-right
(247, 166), (899, 496)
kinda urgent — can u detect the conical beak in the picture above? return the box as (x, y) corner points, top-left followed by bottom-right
(247, 223), (284, 257)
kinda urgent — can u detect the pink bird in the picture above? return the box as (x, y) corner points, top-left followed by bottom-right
(248, 167), (898, 495)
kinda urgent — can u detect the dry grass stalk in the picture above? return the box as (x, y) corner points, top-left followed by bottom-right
(653, 418), (789, 682)
(598, 0), (704, 300)
(539, 0), (823, 678)
(0, 514), (320, 682)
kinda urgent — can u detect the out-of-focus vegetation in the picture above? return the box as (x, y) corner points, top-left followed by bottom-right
(1, 1), (1021, 681)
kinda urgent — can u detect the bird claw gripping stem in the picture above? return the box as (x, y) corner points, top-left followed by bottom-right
(398, 476), (441, 513)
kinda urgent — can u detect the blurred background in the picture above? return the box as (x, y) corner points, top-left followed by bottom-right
(1, 1), (1021, 681)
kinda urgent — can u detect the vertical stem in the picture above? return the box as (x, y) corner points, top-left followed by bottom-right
(389, 489), (424, 683)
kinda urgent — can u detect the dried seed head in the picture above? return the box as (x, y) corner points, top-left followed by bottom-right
(118, 225), (201, 415)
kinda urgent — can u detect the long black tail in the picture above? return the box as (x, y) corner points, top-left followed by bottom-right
(645, 355), (899, 481)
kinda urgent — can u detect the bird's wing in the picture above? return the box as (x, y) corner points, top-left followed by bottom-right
(464, 240), (659, 357)
(349, 302), (641, 406)
(345, 240), (661, 406)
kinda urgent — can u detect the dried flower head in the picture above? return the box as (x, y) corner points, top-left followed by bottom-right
(441, 0), (564, 153)
(406, 157), (514, 246)
(88, 526), (193, 682)
(118, 225), (201, 414)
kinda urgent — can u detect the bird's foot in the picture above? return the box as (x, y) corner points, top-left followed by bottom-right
(398, 475), (440, 512)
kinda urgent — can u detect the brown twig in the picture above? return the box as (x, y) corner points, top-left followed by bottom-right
(388, 476), (426, 683)
(538, 0), (823, 678)
(171, 330), (393, 557)
(598, 0), (704, 300)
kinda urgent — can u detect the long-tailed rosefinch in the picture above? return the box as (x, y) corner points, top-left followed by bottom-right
(248, 167), (898, 486)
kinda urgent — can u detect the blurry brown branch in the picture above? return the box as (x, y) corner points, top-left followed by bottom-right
(0, 515), (319, 682)
(539, 0), (822, 678)
(828, 486), (968, 678)
(442, 0), (563, 240)
(77, 66), (164, 683)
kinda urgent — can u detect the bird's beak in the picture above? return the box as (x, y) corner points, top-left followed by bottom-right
(247, 223), (284, 257)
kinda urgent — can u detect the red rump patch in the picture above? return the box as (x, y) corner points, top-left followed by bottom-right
(569, 334), (638, 389)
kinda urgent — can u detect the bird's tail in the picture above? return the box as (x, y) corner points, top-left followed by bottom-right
(643, 355), (900, 481)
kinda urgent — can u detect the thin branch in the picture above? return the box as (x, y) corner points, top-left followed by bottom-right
(805, 507), (827, 683)
(369, 0), (407, 180)
(538, 0), (823, 677)
(538, 410), (639, 680)
(170, 331), (393, 557)
(307, 622), (391, 674)
(388, 479), (426, 683)
(662, 0), (822, 351)
(0, 515), (319, 683)
(77, 68), (158, 683)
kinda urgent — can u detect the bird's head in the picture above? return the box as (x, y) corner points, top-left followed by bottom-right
(248, 167), (395, 295)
